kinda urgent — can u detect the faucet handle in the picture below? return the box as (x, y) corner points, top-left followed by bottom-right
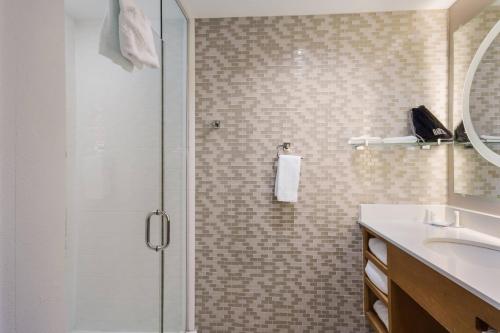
(454, 210), (461, 228)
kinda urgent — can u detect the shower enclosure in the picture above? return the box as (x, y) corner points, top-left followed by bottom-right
(64, 0), (192, 332)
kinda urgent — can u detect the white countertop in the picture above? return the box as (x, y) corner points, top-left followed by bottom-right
(359, 204), (500, 310)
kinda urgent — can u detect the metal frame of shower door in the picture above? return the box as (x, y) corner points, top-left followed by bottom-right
(159, 0), (165, 331)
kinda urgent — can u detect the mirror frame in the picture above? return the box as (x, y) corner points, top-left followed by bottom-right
(463, 20), (500, 167)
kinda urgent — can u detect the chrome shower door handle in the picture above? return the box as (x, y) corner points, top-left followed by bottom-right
(145, 209), (171, 252)
(158, 210), (171, 251)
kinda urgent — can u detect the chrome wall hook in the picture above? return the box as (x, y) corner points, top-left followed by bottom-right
(210, 120), (221, 129)
(276, 142), (290, 157)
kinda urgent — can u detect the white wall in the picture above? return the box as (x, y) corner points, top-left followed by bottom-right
(65, 15), (78, 330)
(1, 0), (67, 332)
(0, 0), (16, 331)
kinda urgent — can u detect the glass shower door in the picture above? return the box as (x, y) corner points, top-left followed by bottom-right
(161, 0), (188, 331)
(64, 0), (187, 332)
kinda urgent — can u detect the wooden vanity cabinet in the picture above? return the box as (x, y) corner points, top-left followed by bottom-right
(362, 228), (500, 333)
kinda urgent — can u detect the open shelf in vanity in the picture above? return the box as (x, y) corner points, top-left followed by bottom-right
(363, 227), (449, 333)
(361, 225), (500, 333)
(363, 229), (389, 333)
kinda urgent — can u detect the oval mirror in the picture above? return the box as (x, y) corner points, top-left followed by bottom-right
(463, 20), (500, 167)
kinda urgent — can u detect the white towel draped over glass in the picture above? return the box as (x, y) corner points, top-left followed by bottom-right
(99, 0), (160, 71)
(118, 0), (160, 69)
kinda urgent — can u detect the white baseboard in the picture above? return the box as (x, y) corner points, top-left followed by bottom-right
(73, 331), (158, 333)
(73, 330), (195, 333)
(71, 331), (197, 333)
(73, 331), (154, 333)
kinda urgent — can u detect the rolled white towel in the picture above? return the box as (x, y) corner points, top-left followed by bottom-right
(348, 136), (382, 145)
(382, 135), (418, 144)
(365, 260), (388, 294)
(368, 238), (387, 265)
(373, 300), (389, 329)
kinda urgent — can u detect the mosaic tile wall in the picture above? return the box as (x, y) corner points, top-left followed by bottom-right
(195, 10), (448, 332)
(453, 6), (500, 199)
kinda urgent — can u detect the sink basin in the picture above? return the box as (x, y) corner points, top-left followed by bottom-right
(424, 241), (500, 267)
(424, 226), (500, 253)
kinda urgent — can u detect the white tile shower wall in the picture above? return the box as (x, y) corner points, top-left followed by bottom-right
(195, 11), (448, 332)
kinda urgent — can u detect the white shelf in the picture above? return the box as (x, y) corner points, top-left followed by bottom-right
(454, 141), (500, 148)
(349, 139), (452, 150)
(349, 137), (500, 150)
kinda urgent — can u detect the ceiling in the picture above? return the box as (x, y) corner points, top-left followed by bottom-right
(65, 0), (160, 20)
(66, 0), (460, 20)
(180, 0), (458, 18)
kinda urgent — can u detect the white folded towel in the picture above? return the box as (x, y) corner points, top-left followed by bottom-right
(481, 135), (500, 142)
(382, 135), (418, 144)
(368, 238), (387, 265)
(373, 300), (389, 329)
(348, 136), (382, 145)
(99, 0), (134, 72)
(365, 260), (388, 294)
(119, 0), (160, 69)
(274, 155), (301, 203)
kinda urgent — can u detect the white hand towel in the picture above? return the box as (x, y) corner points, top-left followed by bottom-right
(275, 155), (301, 203)
(365, 260), (388, 295)
(368, 238), (387, 265)
(382, 135), (418, 144)
(373, 300), (389, 329)
(348, 136), (382, 145)
(99, 0), (134, 72)
(119, 0), (160, 69)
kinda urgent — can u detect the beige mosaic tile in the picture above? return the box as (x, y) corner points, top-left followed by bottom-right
(196, 10), (448, 332)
